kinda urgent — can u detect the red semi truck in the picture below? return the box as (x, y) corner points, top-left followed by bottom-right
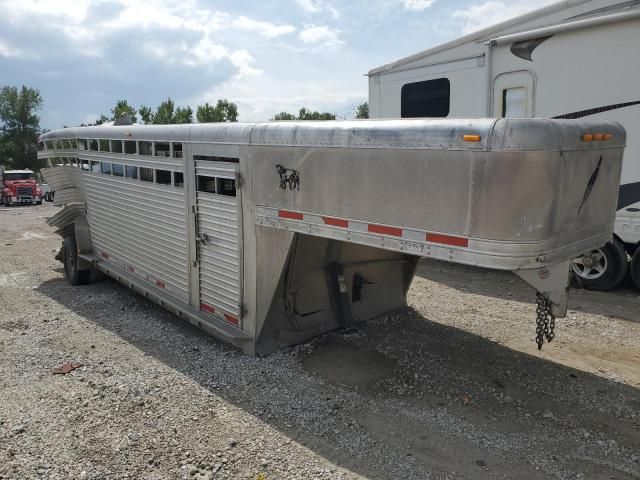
(0, 169), (43, 206)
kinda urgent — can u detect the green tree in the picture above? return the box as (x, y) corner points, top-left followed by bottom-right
(153, 98), (175, 124)
(196, 99), (238, 123)
(0, 85), (43, 169)
(173, 106), (193, 124)
(95, 114), (110, 125)
(271, 107), (335, 121)
(354, 101), (369, 119)
(111, 99), (137, 123)
(138, 105), (153, 125)
(272, 111), (296, 120)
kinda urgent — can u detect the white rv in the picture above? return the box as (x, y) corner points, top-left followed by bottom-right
(368, 0), (640, 291)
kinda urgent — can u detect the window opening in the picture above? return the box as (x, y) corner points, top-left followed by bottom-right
(156, 169), (172, 185)
(140, 167), (153, 182)
(126, 165), (138, 179)
(216, 178), (236, 197)
(124, 140), (137, 154)
(197, 176), (216, 193)
(138, 141), (152, 156)
(155, 142), (170, 157)
(174, 172), (184, 188)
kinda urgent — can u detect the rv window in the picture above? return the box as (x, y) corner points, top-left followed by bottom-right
(197, 176), (216, 193)
(77, 139), (87, 151)
(138, 141), (152, 156)
(124, 140), (137, 154)
(502, 87), (526, 118)
(111, 140), (124, 153)
(140, 167), (153, 182)
(126, 165), (138, 179)
(91, 161), (100, 173)
(101, 162), (112, 175)
(156, 169), (172, 185)
(112, 164), (124, 177)
(216, 178), (236, 197)
(173, 143), (183, 158)
(89, 140), (99, 151)
(174, 172), (184, 188)
(155, 142), (171, 157)
(401, 78), (450, 118)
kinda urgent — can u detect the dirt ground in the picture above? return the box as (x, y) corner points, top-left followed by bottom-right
(0, 203), (639, 480)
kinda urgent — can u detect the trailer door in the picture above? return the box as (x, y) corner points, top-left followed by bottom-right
(493, 70), (535, 118)
(194, 158), (243, 326)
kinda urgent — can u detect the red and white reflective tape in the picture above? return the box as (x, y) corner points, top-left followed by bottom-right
(200, 302), (240, 326)
(267, 208), (469, 248)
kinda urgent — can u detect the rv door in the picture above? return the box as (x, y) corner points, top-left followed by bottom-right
(493, 70), (535, 118)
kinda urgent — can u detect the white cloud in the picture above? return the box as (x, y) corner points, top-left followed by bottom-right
(400, 0), (436, 11)
(299, 24), (344, 47)
(231, 16), (295, 38)
(0, 39), (19, 57)
(452, 0), (556, 34)
(296, 0), (340, 19)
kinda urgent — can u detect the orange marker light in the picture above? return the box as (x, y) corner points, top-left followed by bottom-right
(603, 133), (613, 140)
(582, 134), (593, 141)
(593, 133), (603, 141)
(463, 134), (481, 142)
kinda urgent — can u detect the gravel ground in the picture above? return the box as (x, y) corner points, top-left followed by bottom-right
(1, 203), (639, 480)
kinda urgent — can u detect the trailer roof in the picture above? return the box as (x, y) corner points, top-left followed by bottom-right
(40, 118), (626, 152)
(367, 0), (601, 76)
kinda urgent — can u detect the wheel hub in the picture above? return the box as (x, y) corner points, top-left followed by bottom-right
(572, 248), (607, 280)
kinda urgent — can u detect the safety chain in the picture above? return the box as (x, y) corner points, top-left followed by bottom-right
(535, 293), (555, 350)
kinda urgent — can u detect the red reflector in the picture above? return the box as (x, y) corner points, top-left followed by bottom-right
(278, 210), (304, 220)
(200, 303), (215, 314)
(101, 252), (109, 259)
(224, 313), (239, 325)
(155, 280), (165, 289)
(322, 216), (348, 228)
(127, 266), (134, 272)
(368, 224), (402, 237)
(426, 233), (469, 247)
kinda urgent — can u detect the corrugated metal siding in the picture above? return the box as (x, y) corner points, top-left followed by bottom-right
(83, 172), (190, 302)
(196, 161), (242, 318)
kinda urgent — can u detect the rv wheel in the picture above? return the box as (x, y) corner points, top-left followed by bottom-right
(62, 236), (91, 286)
(629, 247), (640, 291)
(571, 239), (627, 291)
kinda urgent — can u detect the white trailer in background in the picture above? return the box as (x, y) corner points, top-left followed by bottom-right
(38, 119), (624, 354)
(368, 0), (640, 291)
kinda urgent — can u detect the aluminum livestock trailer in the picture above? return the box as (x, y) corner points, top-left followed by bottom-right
(38, 118), (625, 354)
(368, 0), (640, 292)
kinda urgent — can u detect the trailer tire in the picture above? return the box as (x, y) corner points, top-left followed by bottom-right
(571, 239), (627, 291)
(62, 236), (90, 286)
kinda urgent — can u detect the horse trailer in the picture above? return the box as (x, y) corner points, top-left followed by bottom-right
(368, 0), (640, 291)
(38, 118), (625, 354)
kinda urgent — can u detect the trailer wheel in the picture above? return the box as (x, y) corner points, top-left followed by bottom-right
(62, 236), (90, 286)
(571, 239), (627, 291)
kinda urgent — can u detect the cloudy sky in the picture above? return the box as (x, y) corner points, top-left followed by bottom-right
(0, 0), (553, 129)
